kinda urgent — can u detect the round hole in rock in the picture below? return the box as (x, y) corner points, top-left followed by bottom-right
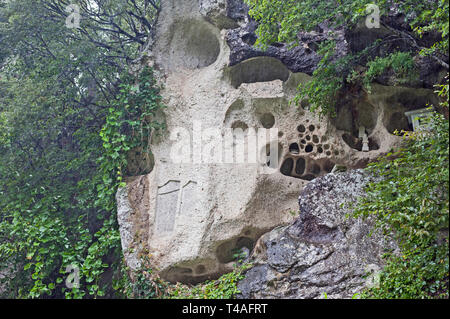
(280, 158), (294, 176)
(289, 143), (300, 154)
(168, 19), (220, 70)
(313, 135), (320, 144)
(308, 125), (315, 132)
(302, 174), (316, 181)
(260, 113), (275, 129)
(278, 131), (284, 137)
(324, 144), (330, 150)
(334, 150), (340, 156)
(323, 160), (335, 173)
(305, 144), (314, 153)
(326, 151), (332, 156)
(295, 158), (306, 175)
(301, 139), (307, 145)
(297, 125), (306, 133)
(317, 146), (323, 153)
(306, 135), (311, 141)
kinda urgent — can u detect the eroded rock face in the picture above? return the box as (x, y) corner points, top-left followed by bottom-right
(237, 170), (397, 299)
(117, 0), (438, 284)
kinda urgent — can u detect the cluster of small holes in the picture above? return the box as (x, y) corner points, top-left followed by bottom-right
(260, 113), (275, 129)
(292, 123), (342, 157)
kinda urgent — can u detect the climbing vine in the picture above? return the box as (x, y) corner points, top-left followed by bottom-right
(354, 80), (449, 298)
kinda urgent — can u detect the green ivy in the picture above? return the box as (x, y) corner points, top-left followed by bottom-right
(0, 0), (163, 299)
(354, 81), (449, 298)
(115, 251), (253, 300)
(245, 0), (449, 116)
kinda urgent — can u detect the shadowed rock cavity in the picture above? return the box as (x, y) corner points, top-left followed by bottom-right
(167, 19), (220, 70)
(280, 155), (335, 182)
(386, 112), (412, 134)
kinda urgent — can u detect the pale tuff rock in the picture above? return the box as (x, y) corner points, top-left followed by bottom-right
(237, 170), (397, 299)
(117, 0), (438, 284)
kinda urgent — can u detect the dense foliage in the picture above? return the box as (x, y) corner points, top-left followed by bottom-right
(168, 264), (252, 299)
(0, 0), (163, 298)
(245, 0), (449, 115)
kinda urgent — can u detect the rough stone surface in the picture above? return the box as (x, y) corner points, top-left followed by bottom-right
(237, 170), (397, 299)
(117, 0), (439, 284)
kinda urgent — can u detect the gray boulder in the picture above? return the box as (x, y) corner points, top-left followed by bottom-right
(238, 170), (397, 299)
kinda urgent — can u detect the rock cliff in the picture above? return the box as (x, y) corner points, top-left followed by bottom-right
(116, 0), (444, 288)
